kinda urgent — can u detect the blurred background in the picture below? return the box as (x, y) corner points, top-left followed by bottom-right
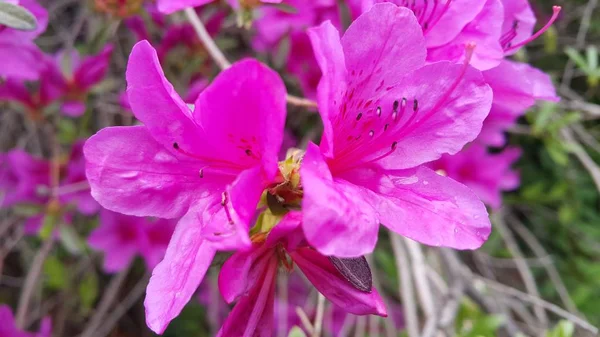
(0, 0), (599, 336)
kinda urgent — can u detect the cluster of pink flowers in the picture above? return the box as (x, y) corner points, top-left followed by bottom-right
(0, 0), (560, 336)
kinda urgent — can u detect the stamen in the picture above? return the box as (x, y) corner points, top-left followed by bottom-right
(221, 191), (234, 225)
(376, 107), (382, 117)
(199, 169), (204, 178)
(422, 0), (452, 34)
(369, 130), (375, 138)
(503, 6), (561, 53)
(356, 112), (363, 121)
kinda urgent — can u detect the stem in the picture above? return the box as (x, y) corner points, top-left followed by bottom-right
(16, 236), (56, 328)
(313, 293), (326, 337)
(79, 267), (130, 337)
(390, 235), (419, 337)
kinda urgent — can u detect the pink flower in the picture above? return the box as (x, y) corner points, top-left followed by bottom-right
(40, 45), (114, 117)
(0, 46), (113, 118)
(0, 141), (98, 215)
(430, 144), (522, 209)
(88, 209), (176, 272)
(301, 3), (493, 257)
(0, 304), (51, 337)
(83, 41), (287, 333)
(217, 213), (386, 337)
(478, 60), (559, 146)
(0, 0), (48, 80)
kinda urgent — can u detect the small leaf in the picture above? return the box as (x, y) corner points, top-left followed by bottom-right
(0, 2), (37, 31)
(328, 256), (372, 293)
(43, 255), (68, 290)
(287, 326), (307, 337)
(565, 47), (589, 72)
(79, 272), (99, 311)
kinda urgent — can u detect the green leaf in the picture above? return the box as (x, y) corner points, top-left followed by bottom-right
(59, 226), (83, 255)
(79, 272), (99, 311)
(565, 47), (589, 72)
(43, 255), (68, 290)
(0, 2), (37, 31)
(546, 320), (575, 337)
(287, 326), (307, 337)
(39, 214), (58, 240)
(586, 46), (598, 72)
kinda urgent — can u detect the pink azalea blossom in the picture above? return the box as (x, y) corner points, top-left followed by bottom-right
(0, 46), (113, 118)
(0, 304), (51, 337)
(88, 209), (176, 272)
(0, 141), (99, 234)
(84, 41), (287, 333)
(430, 144), (522, 209)
(0, 0), (48, 80)
(39, 45), (114, 117)
(302, 3), (493, 257)
(217, 212), (386, 337)
(478, 60), (559, 146)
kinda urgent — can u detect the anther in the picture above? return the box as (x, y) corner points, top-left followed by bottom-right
(369, 130), (375, 138)
(245, 149), (252, 156)
(199, 169), (204, 178)
(401, 97), (407, 109)
(413, 99), (419, 111)
(173, 142), (179, 149)
(376, 107), (382, 117)
(392, 100), (399, 112)
(384, 124), (389, 131)
(391, 141), (398, 150)
(356, 113), (363, 121)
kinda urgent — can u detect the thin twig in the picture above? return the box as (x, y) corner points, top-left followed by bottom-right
(79, 267), (130, 337)
(95, 274), (150, 337)
(506, 212), (579, 314)
(296, 307), (315, 335)
(367, 255), (396, 337)
(183, 7), (318, 109)
(560, 0), (599, 90)
(15, 236), (55, 328)
(403, 238), (435, 317)
(421, 279), (464, 337)
(561, 127), (600, 193)
(493, 211), (549, 327)
(390, 235), (419, 337)
(475, 276), (599, 334)
(313, 293), (326, 337)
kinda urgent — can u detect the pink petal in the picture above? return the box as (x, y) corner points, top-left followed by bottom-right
(344, 165), (491, 249)
(61, 101), (86, 117)
(340, 3), (426, 98)
(74, 45), (114, 89)
(330, 61), (492, 171)
(427, 0), (504, 70)
(192, 58), (286, 179)
(144, 207), (217, 334)
(291, 247), (387, 316)
(126, 40), (204, 154)
(500, 0), (536, 55)
(218, 244), (273, 303)
(217, 255), (278, 337)
(0, 42), (45, 80)
(84, 125), (214, 219)
(300, 143), (379, 257)
(307, 20), (348, 158)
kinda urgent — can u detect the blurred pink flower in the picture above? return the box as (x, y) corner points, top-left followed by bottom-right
(88, 209), (176, 272)
(84, 41), (287, 334)
(479, 60), (559, 146)
(301, 3), (492, 257)
(0, 304), (51, 337)
(40, 45), (114, 117)
(217, 212), (386, 337)
(0, 46), (113, 118)
(0, 141), (99, 235)
(0, 0), (48, 80)
(430, 144), (522, 209)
